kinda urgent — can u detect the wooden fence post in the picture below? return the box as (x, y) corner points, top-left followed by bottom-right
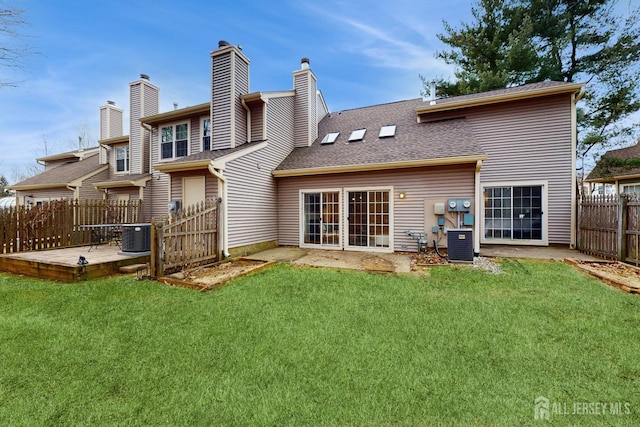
(618, 194), (628, 261)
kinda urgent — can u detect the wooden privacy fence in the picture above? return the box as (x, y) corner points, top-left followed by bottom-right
(150, 199), (219, 276)
(0, 199), (142, 254)
(577, 193), (640, 264)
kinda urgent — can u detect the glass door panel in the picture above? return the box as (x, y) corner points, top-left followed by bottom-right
(348, 190), (390, 249)
(484, 185), (543, 241)
(303, 191), (341, 247)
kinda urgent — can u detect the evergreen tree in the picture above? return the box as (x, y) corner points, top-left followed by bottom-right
(429, 0), (640, 169)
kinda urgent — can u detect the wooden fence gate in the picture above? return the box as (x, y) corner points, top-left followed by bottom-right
(151, 200), (219, 276)
(577, 193), (640, 264)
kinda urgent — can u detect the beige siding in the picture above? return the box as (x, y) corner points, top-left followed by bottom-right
(276, 165), (475, 252)
(148, 172), (170, 220)
(22, 188), (75, 203)
(79, 169), (109, 199)
(293, 71), (317, 148)
(129, 82), (142, 174)
(234, 53), (249, 147)
(168, 171), (219, 203)
(225, 96), (295, 250)
(100, 104), (123, 140)
(190, 117), (201, 154)
(463, 95), (573, 244)
(249, 103), (264, 141)
(211, 54), (232, 150)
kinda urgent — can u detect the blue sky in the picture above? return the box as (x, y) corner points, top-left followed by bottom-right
(0, 0), (476, 182)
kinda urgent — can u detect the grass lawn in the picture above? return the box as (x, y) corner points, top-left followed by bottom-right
(1, 259), (639, 426)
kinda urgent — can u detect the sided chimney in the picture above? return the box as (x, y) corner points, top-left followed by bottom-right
(210, 40), (250, 150)
(293, 57), (318, 148)
(129, 75), (159, 174)
(99, 100), (123, 140)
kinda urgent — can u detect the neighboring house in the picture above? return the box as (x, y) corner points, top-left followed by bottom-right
(585, 142), (640, 195)
(10, 147), (107, 205)
(15, 40), (584, 256)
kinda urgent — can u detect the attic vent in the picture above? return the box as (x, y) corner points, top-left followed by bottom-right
(348, 128), (366, 142)
(321, 132), (339, 145)
(379, 125), (396, 138)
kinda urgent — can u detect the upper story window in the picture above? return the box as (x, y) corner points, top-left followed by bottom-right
(622, 184), (640, 194)
(161, 122), (189, 160)
(202, 118), (211, 151)
(116, 146), (129, 172)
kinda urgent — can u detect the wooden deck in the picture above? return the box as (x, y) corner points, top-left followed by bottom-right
(0, 244), (150, 282)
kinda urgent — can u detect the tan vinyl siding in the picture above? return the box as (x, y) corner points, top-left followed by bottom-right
(293, 71), (317, 147)
(100, 104), (123, 140)
(463, 95), (573, 244)
(276, 165), (475, 251)
(148, 172), (170, 220)
(225, 96), (295, 250)
(211, 54), (232, 150)
(249, 103), (264, 141)
(190, 117), (200, 154)
(26, 188), (75, 202)
(78, 169), (109, 199)
(168, 171), (219, 203)
(129, 82), (142, 174)
(234, 53), (249, 146)
(107, 188), (139, 201)
(142, 84), (159, 173)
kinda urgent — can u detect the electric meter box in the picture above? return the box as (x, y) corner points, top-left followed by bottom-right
(433, 202), (445, 215)
(447, 199), (472, 212)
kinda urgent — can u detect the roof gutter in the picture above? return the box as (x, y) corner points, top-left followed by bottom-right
(273, 155), (487, 177)
(415, 83), (585, 115)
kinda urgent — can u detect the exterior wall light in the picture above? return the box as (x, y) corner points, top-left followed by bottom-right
(399, 192), (405, 199)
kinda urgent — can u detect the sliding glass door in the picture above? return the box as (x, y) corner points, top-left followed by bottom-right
(483, 185), (544, 241)
(347, 190), (390, 249)
(302, 191), (341, 247)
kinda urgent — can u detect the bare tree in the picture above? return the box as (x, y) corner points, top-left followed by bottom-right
(0, 0), (33, 87)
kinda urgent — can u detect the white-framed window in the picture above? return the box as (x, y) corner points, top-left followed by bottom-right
(201, 117), (211, 151)
(115, 146), (129, 172)
(161, 122), (189, 160)
(622, 184), (640, 194)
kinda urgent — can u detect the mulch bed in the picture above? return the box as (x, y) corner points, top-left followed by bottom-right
(566, 259), (640, 294)
(157, 258), (274, 291)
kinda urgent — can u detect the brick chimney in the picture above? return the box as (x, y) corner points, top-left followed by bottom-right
(293, 57), (318, 148)
(210, 40), (250, 150)
(129, 74), (159, 174)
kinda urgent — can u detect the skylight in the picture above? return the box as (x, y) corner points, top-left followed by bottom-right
(321, 132), (339, 145)
(379, 125), (396, 138)
(348, 128), (366, 142)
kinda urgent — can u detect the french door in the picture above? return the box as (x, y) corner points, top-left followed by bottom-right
(347, 190), (390, 249)
(483, 184), (545, 242)
(302, 191), (341, 247)
(301, 188), (392, 250)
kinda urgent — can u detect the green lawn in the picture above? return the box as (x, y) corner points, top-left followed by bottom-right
(1, 260), (639, 426)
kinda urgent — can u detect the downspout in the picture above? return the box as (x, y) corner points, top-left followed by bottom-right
(241, 98), (251, 143)
(474, 160), (482, 256)
(208, 164), (230, 258)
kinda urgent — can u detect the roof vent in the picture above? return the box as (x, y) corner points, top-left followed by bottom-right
(140, 73), (150, 81)
(218, 40), (230, 48)
(301, 57), (310, 70)
(173, 102), (178, 110)
(106, 100), (116, 106)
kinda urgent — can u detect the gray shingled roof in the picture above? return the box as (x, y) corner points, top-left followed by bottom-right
(275, 98), (485, 172)
(11, 153), (103, 189)
(587, 143), (640, 181)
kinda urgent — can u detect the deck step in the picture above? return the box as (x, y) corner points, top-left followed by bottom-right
(119, 263), (149, 274)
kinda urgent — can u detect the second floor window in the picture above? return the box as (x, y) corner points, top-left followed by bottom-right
(116, 146), (129, 172)
(161, 123), (189, 160)
(202, 118), (211, 151)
